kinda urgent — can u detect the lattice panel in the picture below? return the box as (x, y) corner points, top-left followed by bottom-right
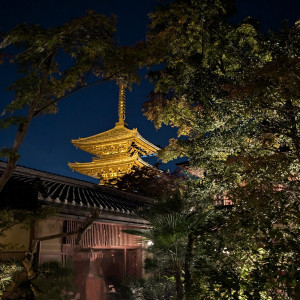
(64, 221), (140, 248)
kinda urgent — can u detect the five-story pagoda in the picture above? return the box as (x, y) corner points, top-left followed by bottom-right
(69, 82), (160, 185)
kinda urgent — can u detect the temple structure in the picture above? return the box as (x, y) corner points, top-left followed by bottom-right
(0, 161), (151, 299)
(69, 82), (160, 184)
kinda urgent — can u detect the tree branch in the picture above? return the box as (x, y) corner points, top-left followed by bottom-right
(33, 69), (122, 117)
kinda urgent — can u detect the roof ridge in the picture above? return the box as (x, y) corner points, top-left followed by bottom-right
(0, 161), (153, 203)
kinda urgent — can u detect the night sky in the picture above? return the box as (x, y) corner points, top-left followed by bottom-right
(0, 0), (299, 184)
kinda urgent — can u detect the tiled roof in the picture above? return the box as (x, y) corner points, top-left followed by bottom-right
(0, 162), (152, 216)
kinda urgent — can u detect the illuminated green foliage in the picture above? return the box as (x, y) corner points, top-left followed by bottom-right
(140, 0), (299, 299)
(0, 261), (23, 296)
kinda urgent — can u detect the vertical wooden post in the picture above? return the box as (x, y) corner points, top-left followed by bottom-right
(124, 248), (127, 281)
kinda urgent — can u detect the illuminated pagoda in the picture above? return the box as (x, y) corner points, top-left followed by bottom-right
(69, 82), (160, 184)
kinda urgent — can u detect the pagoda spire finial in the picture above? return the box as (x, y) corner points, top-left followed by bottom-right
(117, 79), (127, 124)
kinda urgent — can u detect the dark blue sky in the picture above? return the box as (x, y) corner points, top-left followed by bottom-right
(0, 0), (299, 183)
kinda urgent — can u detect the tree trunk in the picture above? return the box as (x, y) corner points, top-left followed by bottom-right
(23, 240), (40, 299)
(174, 264), (184, 300)
(0, 102), (37, 192)
(184, 233), (195, 298)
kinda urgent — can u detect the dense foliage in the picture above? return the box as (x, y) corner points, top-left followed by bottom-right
(0, 261), (23, 296)
(109, 165), (184, 198)
(32, 260), (76, 300)
(1, 260), (76, 299)
(134, 0), (300, 299)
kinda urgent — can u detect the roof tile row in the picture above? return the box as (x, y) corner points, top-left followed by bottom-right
(0, 163), (151, 215)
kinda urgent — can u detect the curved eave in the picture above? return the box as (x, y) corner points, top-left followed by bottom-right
(72, 140), (134, 157)
(69, 157), (153, 170)
(137, 157), (155, 168)
(69, 154), (141, 171)
(68, 154), (154, 177)
(72, 134), (135, 149)
(135, 131), (160, 150)
(71, 123), (160, 156)
(74, 138), (159, 158)
(71, 125), (136, 147)
(133, 134), (160, 154)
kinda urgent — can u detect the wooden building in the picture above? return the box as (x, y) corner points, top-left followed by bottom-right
(0, 161), (151, 299)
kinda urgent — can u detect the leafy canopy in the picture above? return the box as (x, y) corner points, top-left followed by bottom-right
(139, 0), (300, 298)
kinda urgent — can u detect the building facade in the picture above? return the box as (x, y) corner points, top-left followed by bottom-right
(0, 162), (151, 299)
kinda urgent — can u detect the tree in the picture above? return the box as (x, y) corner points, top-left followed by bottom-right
(141, 0), (299, 298)
(0, 11), (144, 192)
(124, 184), (204, 299)
(107, 165), (184, 198)
(124, 178), (232, 300)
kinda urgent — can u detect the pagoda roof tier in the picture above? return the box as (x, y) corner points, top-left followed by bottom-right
(68, 154), (152, 183)
(71, 121), (160, 157)
(69, 83), (160, 185)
